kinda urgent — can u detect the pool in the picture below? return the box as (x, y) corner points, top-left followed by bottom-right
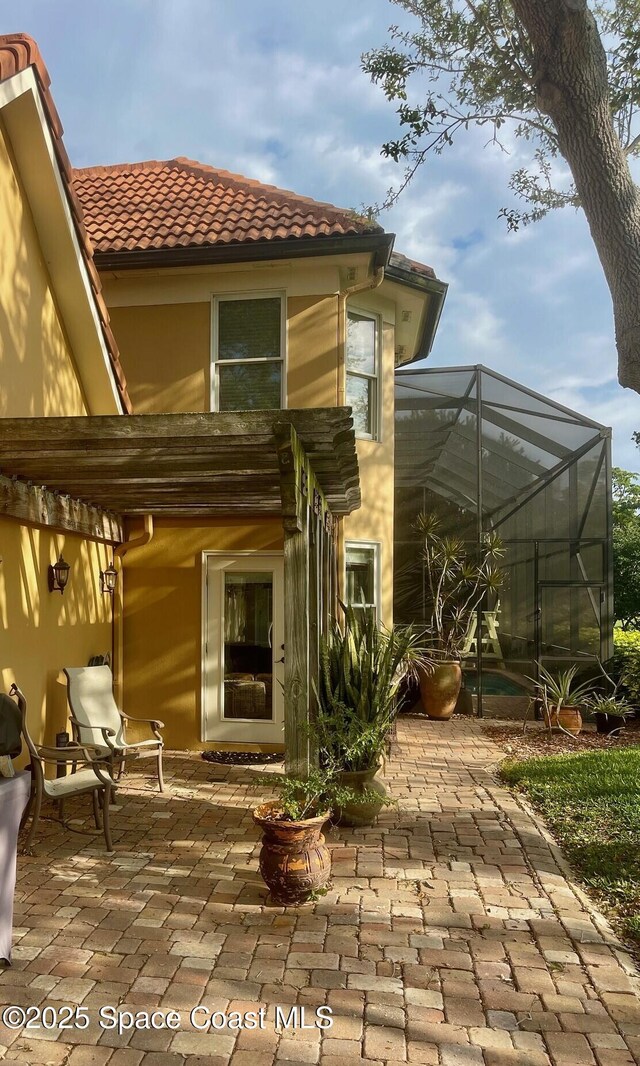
(463, 671), (531, 696)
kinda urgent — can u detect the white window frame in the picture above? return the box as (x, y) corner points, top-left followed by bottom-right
(346, 307), (381, 442)
(200, 550), (285, 743)
(210, 290), (287, 412)
(344, 540), (381, 617)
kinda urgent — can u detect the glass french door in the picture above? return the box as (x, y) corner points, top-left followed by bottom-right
(203, 553), (284, 744)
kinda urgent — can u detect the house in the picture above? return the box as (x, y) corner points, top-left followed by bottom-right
(0, 34), (129, 748)
(0, 34), (447, 767)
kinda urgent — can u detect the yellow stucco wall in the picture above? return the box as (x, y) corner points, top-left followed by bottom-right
(0, 119), (112, 761)
(0, 519), (112, 762)
(121, 518), (283, 749)
(108, 302), (210, 413)
(287, 295), (339, 409)
(106, 279), (396, 629)
(104, 271), (397, 748)
(0, 120), (87, 417)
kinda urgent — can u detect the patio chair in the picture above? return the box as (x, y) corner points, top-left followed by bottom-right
(64, 665), (165, 792)
(8, 684), (116, 853)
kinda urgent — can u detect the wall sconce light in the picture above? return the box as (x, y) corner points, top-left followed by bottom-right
(48, 555), (70, 594)
(100, 561), (118, 595)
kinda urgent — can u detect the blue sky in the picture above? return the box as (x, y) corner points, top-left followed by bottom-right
(6, 1), (639, 467)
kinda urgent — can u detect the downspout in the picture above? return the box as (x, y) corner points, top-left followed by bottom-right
(335, 264), (386, 605)
(112, 514), (154, 706)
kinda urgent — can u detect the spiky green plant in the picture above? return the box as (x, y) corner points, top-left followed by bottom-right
(414, 513), (505, 660)
(314, 603), (428, 773)
(535, 664), (595, 708)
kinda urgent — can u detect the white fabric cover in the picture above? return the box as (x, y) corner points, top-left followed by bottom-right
(44, 767), (109, 799)
(65, 666), (125, 752)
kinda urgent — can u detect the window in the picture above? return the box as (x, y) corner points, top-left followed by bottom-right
(346, 309), (379, 439)
(213, 294), (284, 411)
(345, 543), (379, 618)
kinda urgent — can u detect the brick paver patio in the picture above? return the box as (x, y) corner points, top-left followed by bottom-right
(1, 717), (639, 1065)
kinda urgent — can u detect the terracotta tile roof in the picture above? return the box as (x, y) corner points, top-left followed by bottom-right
(73, 158), (384, 255)
(388, 251), (436, 281)
(0, 34), (131, 413)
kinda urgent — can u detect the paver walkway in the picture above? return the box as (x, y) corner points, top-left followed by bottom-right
(1, 717), (639, 1065)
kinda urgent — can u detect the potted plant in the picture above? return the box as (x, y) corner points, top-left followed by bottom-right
(584, 692), (632, 735)
(535, 664), (594, 735)
(253, 767), (361, 904)
(314, 603), (425, 826)
(412, 514), (505, 720)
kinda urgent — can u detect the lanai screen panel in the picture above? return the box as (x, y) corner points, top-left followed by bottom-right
(395, 366), (612, 703)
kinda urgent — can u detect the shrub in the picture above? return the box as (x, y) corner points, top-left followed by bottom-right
(612, 629), (640, 706)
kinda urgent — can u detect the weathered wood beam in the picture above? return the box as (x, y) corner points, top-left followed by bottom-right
(0, 475), (123, 544)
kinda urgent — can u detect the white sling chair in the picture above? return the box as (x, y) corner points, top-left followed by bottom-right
(64, 666), (165, 792)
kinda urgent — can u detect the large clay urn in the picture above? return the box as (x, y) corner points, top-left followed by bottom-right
(334, 766), (387, 827)
(253, 803), (331, 905)
(419, 661), (462, 720)
(543, 704), (582, 736)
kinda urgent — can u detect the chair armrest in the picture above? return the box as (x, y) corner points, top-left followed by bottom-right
(36, 745), (116, 785)
(35, 744), (103, 763)
(120, 712), (165, 729)
(68, 717), (118, 748)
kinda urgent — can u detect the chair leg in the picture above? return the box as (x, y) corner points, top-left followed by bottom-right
(92, 790), (101, 829)
(117, 756), (125, 781)
(102, 786), (114, 852)
(19, 791), (34, 833)
(157, 747), (165, 793)
(22, 788), (42, 854)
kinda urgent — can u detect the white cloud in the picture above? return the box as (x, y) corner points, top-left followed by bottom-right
(6, 0), (637, 466)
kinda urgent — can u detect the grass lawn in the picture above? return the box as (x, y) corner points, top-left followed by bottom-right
(500, 746), (640, 947)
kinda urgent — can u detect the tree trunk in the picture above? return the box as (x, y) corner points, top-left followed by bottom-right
(511, 0), (640, 392)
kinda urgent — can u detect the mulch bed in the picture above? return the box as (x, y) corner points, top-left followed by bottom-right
(201, 751), (283, 766)
(483, 716), (640, 761)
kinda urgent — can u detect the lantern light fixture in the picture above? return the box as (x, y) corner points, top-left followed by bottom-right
(100, 561), (118, 595)
(48, 555), (70, 594)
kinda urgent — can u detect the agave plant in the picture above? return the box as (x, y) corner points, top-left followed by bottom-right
(583, 692), (632, 718)
(413, 513), (505, 660)
(314, 603), (427, 773)
(535, 664), (594, 708)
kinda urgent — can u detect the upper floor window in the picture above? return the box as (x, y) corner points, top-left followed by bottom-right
(212, 294), (284, 411)
(346, 309), (379, 440)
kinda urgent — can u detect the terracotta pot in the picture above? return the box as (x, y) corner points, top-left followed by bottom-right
(334, 766), (388, 827)
(544, 704), (582, 735)
(419, 661), (462, 720)
(253, 802), (331, 905)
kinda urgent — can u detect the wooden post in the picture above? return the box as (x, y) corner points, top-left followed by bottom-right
(275, 423), (310, 777)
(274, 422), (338, 777)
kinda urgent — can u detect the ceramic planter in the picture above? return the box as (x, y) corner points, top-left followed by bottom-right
(595, 712), (626, 735)
(544, 704), (582, 735)
(334, 766), (388, 827)
(253, 802), (331, 905)
(418, 661), (462, 720)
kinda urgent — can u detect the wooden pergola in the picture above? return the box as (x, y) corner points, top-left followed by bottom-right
(0, 409), (361, 772)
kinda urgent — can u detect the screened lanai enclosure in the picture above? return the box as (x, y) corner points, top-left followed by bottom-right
(395, 366), (613, 716)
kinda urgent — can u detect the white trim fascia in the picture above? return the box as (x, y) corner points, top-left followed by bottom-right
(0, 67), (123, 414)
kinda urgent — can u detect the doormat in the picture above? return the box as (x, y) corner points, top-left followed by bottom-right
(201, 751), (283, 766)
